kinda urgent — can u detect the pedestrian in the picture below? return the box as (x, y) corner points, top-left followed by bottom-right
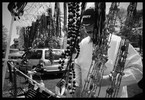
(71, 7), (143, 98)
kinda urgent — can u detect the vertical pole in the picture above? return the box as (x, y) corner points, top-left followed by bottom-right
(13, 67), (17, 98)
(64, 2), (67, 30)
(2, 16), (14, 90)
(139, 34), (142, 54)
(59, 15), (61, 49)
(63, 2), (67, 49)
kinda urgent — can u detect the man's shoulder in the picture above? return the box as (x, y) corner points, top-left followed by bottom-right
(110, 34), (121, 42)
(80, 34), (122, 45)
(80, 36), (90, 44)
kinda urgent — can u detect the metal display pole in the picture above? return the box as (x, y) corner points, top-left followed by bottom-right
(13, 67), (17, 98)
(2, 15), (14, 90)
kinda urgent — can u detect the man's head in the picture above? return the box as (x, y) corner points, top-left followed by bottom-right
(81, 7), (95, 38)
(81, 7), (95, 26)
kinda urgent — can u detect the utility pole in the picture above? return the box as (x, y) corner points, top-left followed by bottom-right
(2, 16), (14, 90)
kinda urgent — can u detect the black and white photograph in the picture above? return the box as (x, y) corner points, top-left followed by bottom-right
(2, 2), (143, 98)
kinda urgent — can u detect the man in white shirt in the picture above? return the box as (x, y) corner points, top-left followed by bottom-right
(73, 7), (143, 98)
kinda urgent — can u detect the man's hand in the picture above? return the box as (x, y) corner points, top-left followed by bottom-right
(101, 75), (112, 86)
(92, 71), (112, 87)
(92, 70), (102, 85)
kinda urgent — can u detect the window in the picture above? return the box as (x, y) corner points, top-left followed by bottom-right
(29, 50), (42, 59)
(9, 49), (19, 53)
(52, 49), (62, 60)
(45, 50), (50, 59)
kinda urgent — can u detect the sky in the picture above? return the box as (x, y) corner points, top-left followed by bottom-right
(2, 2), (143, 45)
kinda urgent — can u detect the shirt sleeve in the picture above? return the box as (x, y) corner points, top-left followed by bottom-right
(75, 42), (83, 66)
(120, 43), (143, 86)
(73, 63), (82, 97)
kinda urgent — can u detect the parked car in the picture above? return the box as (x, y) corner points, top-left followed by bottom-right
(26, 48), (67, 74)
(2, 49), (24, 73)
(8, 49), (24, 60)
(2, 49), (24, 63)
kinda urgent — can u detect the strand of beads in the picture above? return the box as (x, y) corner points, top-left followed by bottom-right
(58, 2), (77, 73)
(66, 2), (80, 95)
(74, 2), (81, 59)
(58, 2), (81, 95)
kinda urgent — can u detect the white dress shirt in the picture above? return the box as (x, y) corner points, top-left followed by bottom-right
(75, 34), (143, 98)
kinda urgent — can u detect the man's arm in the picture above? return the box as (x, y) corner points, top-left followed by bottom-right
(100, 43), (143, 87)
(119, 43), (143, 86)
(72, 63), (82, 97)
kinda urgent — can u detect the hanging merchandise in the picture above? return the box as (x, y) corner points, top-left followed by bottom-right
(106, 2), (120, 34)
(105, 38), (129, 98)
(7, 2), (27, 20)
(80, 2), (110, 98)
(54, 2), (61, 37)
(105, 2), (136, 98)
(55, 2), (86, 97)
(125, 2), (137, 27)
